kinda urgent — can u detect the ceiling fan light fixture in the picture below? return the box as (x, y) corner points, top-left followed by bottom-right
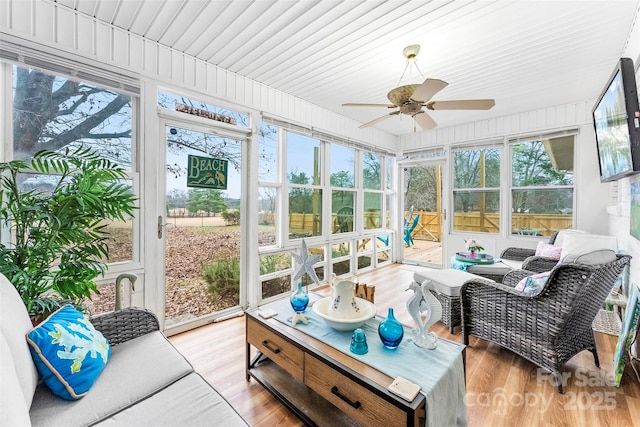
(343, 45), (495, 131)
(402, 44), (420, 60)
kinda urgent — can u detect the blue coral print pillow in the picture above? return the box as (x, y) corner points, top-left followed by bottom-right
(26, 305), (112, 400)
(515, 271), (551, 296)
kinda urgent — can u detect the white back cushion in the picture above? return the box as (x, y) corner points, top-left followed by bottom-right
(554, 229), (588, 247)
(559, 234), (618, 263)
(0, 274), (39, 409)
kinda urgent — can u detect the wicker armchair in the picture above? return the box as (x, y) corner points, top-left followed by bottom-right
(500, 231), (560, 273)
(460, 253), (631, 393)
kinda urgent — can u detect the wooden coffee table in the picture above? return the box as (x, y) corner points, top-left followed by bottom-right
(245, 305), (465, 426)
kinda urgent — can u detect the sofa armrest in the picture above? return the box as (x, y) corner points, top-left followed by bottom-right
(521, 256), (558, 273)
(90, 307), (160, 346)
(500, 247), (536, 261)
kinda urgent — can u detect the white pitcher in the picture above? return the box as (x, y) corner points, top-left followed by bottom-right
(328, 273), (361, 319)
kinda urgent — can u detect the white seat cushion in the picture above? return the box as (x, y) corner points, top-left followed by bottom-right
(500, 258), (523, 270)
(466, 262), (513, 277)
(414, 269), (492, 297)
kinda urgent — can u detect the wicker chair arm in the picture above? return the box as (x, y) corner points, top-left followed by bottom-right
(90, 307), (160, 347)
(521, 256), (559, 273)
(462, 277), (533, 298)
(502, 269), (537, 287)
(500, 247), (536, 261)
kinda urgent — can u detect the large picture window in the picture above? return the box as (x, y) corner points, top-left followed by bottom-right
(452, 146), (501, 233)
(11, 66), (135, 263)
(510, 135), (575, 236)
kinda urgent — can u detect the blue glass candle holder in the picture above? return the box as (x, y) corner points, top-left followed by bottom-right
(350, 328), (368, 355)
(378, 307), (404, 349)
(290, 282), (309, 313)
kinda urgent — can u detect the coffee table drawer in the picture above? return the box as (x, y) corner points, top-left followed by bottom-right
(304, 354), (406, 426)
(247, 318), (304, 381)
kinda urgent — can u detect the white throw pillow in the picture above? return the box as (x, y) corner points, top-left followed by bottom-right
(559, 233), (617, 263)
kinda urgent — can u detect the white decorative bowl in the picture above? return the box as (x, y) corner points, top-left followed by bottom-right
(312, 297), (376, 331)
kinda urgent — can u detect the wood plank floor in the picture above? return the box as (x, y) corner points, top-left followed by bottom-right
(169, 263), (640, 426)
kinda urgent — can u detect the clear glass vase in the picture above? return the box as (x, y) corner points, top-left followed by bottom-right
(378, 307), (404, 349)
(290, 282), (309, 313)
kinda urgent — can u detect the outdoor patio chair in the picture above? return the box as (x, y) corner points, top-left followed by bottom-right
(461, 251), (631, 393)
(404, 214), (420, 246)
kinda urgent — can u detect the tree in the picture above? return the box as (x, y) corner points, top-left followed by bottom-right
(453, 148), (501, 212)
(363, 152), (381, 189)
(512, 141), (573, 213)
(404, 166), (438, 212)
(186, 189), (226, 216)
(13, 67), (131, 163)
(166, 189), (188, 216)
(288, 171), (314, 213)
(12, 68), (277, 187)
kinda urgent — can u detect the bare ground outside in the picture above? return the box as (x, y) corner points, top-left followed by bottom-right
(85, 216), (242, 319)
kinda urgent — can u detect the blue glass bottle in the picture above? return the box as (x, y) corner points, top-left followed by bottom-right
(290, 282), (309, 313)
(378, 308), (404, 349)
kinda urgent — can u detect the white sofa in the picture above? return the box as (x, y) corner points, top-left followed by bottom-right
(0, 274), (248, 426)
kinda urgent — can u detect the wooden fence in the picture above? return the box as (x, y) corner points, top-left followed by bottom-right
(288, 211), (572, 241)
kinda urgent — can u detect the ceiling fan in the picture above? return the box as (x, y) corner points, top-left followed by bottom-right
(343, 45), (495, 130)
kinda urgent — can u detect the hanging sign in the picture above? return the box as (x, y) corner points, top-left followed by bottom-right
(187, 155), (228, 189)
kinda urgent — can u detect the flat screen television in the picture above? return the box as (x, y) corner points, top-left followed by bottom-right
(592, 57), (640, 182)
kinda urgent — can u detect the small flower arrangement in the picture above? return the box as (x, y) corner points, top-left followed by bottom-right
(465, 239), (484, 253)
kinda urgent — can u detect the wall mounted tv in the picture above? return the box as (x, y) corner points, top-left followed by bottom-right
(592, 57), (640, 182)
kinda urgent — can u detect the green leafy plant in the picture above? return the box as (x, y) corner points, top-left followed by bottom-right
(0, 146), (137, 317)
(203, 257), (240, 298)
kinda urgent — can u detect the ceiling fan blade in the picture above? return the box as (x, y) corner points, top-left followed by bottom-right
(413, 111), (438, 130)
(359, 111), (400, 128)
(426, 99), (495, 110)
(343, 103), (397, 108)
(411, 78), (448, 102)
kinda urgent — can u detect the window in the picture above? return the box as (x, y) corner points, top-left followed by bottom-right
(452, 146), (501, 233)
(287, 132), (322, 238)
(158, 90), (248, 127)
(331, 144), (355, 234)
(510, 135), (575, 236)
(11, 65), (135, 263)
(363, 152), (382, 230)
(258, 122), (279, 248)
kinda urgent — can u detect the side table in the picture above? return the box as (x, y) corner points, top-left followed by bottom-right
(450, 255), (512, 283)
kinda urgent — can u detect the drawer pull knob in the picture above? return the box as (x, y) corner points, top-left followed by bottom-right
(331, 386), (362, 409)
(262, 340), (281, 354)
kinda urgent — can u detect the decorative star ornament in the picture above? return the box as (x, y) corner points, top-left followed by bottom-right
(290, 239), (321, 287)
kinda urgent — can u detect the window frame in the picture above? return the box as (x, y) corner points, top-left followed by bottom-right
(508, 133), (577, 237)
(450, 143), (502, 235)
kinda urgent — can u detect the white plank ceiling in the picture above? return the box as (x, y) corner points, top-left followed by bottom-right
(54, 0), (640, 136)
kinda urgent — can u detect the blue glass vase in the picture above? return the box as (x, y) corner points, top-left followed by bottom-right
(378, 308), (404, 349)
(290, 282), (309, 313)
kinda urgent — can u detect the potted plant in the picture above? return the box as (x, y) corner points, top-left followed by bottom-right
(0, 146), (137, 320)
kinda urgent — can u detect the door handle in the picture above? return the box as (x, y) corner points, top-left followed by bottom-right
(158, 215), (163, 238)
